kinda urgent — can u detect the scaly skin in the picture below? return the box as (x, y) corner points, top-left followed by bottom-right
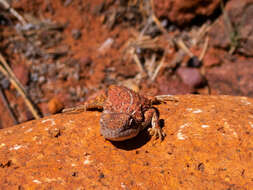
(63, 85), (171, 141)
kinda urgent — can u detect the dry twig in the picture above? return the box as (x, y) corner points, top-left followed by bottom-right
(0, 0), (27, 25)
(176, 39), (194, 58)
(0, 53), (40, 119)
(199, 37), (209, 61)
(132, 52), (145, 75)
(151, 55), (165, 81)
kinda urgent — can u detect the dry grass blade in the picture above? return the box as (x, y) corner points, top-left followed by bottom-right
(190, 23), (211, 46)
(146, 54), (156, 77)
(132, 52), (145, 75)
(123, 32), (161, 78)
(199, 37), (209, 61)
(0, 54), (26, 92)
(0, 0), (27, 25)
(0, 53), (40, 119)
(151, 55), (165, 81)
(126, 34), (161, 50)
(176, 39), (194, 58)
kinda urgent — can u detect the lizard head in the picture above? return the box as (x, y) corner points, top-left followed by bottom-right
(100, 112), (140, 141)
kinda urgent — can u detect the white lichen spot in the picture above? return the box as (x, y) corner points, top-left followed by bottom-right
(180, 123), (189, 129)
(71, 163), (77, 167)
(249, 121), (253, 128)
(84, 158), (91, 165)
(192, 109), (203, 114)
(83, 155), (92, 165)
(9, 144), (25, 151)
(0, 143), (6, 148)
(33, 179), (42, 184)
(201, 125), (210, 128)
(186, 108), (203, 114)
(177, 123), (189, 140)
(68, 120), (74, 123)
(24, 128), (33, 133)
(41, 118), (56, 126)
(240, 97), (251, 105)
(177, 131), (187, 140)
(44, 178), (59, 183)
(121, 182), (127, 189)
(232, 131), (238, 137)
(186, 108), (193, 112)
(224, 121), (238, 138)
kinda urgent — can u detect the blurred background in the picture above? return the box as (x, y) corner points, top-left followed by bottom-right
(0, 0), (252, 128)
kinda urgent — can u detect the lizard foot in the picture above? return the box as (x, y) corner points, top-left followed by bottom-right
(148, 126), (166, 141)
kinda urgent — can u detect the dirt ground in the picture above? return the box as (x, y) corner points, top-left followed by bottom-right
(0, 0), (252, 128)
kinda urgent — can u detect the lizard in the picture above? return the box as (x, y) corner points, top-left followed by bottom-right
(63, 85), (177, 141)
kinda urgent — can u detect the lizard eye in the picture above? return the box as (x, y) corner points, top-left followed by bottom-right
(129, 118), (133, 126)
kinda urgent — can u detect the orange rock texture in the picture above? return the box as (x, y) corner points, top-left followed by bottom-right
(153, 0), (221, 26)
(0, 95), (253, 189)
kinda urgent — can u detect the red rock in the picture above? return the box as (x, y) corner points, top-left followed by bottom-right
(48, 97), (64, 114)
(39, 102), (50, 116)
(153, 0), (221, 26)
(0, 95), (253, 188)
(208, 0), (253, 56)
(12, 64), (29, 86)
(206, 60), (253, 97)
(157, 75), (195, 95)
(203, 48), (222, 67)
(177, 67), (204, 88)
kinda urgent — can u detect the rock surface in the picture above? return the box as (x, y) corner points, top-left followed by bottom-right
(206, 61), (253, 96)
(153, 0), (221, 26)
(208, 0), (253, 56)
(1, 95), (253, 189)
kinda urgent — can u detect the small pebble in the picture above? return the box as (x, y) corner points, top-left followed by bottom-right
(38, 76), (46, 84)
(0, 78), (10, 89)
(72, 29), (82, 40)
(48, 98), (64, 114)
(177, 67), (205, 88)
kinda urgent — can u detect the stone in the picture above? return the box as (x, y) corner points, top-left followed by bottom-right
(1, 95), (253, 188)
(48, 97), (64, 114)
(206, 60), (253, 97)
(208, 0), (253, 56)
(202, 48), (222, 67)
(12, 64), (29, 86)
(71, 29), (82, 40)
(153, 0), (221, 26)
(177, 67), (204, 88)
(157, 75), (195, 95)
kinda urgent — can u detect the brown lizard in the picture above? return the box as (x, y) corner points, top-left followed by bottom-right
(63, 85), (177, 141)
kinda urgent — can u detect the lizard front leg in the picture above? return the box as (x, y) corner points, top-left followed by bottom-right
(62, 92), (106, 113)
(143, 108), (165, 141)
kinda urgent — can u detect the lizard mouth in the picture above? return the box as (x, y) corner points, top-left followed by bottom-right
(99, 112), (140, 141)
(103, 129), (139, 141)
